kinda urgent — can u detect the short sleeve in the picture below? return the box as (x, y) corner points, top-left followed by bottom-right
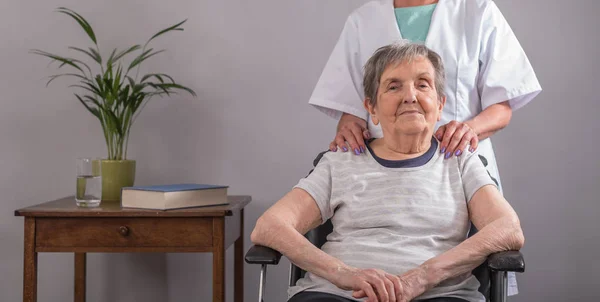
(293, 154), (334, 224)
(478, 2), (542, 111)
(308, 15), (369, 121)
(458, 150), (497, 202)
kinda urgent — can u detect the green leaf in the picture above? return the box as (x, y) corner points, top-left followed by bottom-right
(56, 7), (97, 45)
(58, 58), (92, 75)
(68, 47), (101, 64)
(131, 94), (147, 112)
(32, 49), (93, 75)
(155, 83), (197, 96)
(127, 48), (152, 71)
(141, 73), (175, 84)
(124, 76), (140, 96)
(147, 82), (170, 96)
(122, 108), (133, 131)
(104, 109), (123, 136)
(90, 48), (102, 63)
(71, 80), (103, 97)
(147, 91), (167, 97)
(114, 65), (123, 92)
(112, 45), (141, 63)
(30, 49), (85, 74)
(102, 76), (117, 103)
(70, 84), (97, 96)
(127, 49), (165, 71)
(82, 95), (102, 108)
(74, 94), (100, 118)
(126, 76), (137, 88)
(146, 19), (186, 46)
(106, 48), (118, 69)
(46, 73), (89, 87)
(126, 76), (145, 95)
(119, 85), (131, 104)
(131, 84), (146, 96)
(95, 74), (108, 98)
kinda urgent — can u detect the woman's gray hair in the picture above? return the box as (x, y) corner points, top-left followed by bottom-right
(363, 41), (446, 106)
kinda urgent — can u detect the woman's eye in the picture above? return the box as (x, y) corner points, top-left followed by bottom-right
(389, 86), (398, 91)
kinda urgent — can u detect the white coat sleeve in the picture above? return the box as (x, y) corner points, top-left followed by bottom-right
(478, 2), (542, 111)
(308, 15), (369, 121)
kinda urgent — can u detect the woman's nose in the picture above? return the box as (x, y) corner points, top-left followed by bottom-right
(402, 92), (417, 104)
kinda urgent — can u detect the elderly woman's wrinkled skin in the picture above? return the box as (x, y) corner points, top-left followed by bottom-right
(365, 56), (444, 159)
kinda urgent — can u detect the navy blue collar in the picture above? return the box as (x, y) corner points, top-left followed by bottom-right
(366, 137), (438, 168)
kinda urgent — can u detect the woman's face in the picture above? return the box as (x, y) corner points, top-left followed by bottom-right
(366, 56), (445, 138)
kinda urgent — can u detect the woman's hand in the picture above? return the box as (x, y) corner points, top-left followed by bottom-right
(436, 102), (512, 159)
(331, 266), (401, 302)
(330, 113), (370, 155)
(435, 120), (479, 159)
(352, 267), (429, 302)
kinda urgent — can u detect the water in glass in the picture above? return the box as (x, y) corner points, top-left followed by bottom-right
(76, 158), (102, 207)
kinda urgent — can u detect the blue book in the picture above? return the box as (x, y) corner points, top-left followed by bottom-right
(121, 183), (229, 210)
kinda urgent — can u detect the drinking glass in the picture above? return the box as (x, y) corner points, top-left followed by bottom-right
(75, 158), (102, 207)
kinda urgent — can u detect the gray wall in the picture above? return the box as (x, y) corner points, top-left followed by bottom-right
(0, 0), (597, 301)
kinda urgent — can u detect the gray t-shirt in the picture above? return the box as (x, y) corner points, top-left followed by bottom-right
(289, 138), (494, 301)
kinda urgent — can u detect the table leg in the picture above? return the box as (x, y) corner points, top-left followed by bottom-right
(23, 217), (37, 302)
(234, 209), (244, 302)
(213, 218), (225, 302)
(74, 253), (86, 302)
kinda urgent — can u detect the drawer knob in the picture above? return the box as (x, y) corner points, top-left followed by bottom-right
(118, 226), (130, 236)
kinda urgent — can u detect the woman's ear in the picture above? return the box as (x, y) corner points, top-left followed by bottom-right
(364, 98), (379, 125)
(437, 95), (446, 121)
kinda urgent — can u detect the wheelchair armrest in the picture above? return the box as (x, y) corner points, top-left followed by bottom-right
(245, 244), (282, 265)
(487, 251), (525, 272)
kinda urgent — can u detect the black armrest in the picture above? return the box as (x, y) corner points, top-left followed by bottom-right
(245, 245), (282, 265)
(487, 251), (525, 272)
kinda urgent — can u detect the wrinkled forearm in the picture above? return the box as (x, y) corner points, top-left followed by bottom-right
(250, 214), (348, 284)
(419, 216), (524, 289)
(466, 101), (512, 140)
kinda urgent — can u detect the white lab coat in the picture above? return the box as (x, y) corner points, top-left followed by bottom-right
(309, 0), (542, 195)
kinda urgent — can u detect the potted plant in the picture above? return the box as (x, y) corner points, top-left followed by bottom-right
(32, 7), (196, 202)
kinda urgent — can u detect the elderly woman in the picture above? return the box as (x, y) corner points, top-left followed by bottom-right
(251, 43), (524, 302)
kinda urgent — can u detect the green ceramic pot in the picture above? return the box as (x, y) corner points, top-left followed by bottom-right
(94, 159), (136, 202)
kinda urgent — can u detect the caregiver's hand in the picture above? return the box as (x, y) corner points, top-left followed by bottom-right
(329, 113), (370, 155)
(435, 120), (479, 159)
(332, 266), (399, 302)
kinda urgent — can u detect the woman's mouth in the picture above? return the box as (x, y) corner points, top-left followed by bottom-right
(400, 110), (421, 115)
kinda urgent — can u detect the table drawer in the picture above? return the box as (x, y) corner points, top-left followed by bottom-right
(36, 217), (213, 248)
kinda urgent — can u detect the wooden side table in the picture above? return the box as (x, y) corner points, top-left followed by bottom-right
(14, 195), (251, 302)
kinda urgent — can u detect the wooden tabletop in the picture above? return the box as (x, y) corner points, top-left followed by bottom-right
(14, 195), (251, 218)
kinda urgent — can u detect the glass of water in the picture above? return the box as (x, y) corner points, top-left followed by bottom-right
(76, 158), (102, 207)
